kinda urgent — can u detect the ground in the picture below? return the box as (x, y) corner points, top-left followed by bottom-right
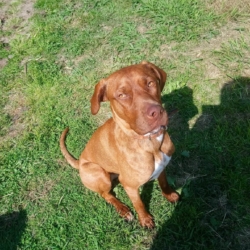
(0, 0), (249, 249)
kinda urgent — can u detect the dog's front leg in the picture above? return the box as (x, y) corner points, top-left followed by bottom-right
(121, 184), (154, 228)
(158, 170), (179, 202)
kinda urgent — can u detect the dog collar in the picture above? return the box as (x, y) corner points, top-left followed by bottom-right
(136, 125), (167, 140)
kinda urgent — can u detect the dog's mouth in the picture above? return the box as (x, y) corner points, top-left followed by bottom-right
(143, 125), (167, 137)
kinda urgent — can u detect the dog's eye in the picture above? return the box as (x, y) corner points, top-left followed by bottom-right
(118, 93), (127, 99)
(147, 81), (155, 87)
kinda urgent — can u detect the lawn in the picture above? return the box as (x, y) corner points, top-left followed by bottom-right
(0, 0), (250, 249)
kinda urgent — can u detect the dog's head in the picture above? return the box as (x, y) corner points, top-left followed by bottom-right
(90, 61), (168, 135)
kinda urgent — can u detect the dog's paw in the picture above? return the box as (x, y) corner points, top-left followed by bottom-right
(139, 214), (155, 229)
(163, 191), (180, 203)
(117, 204), (134, 221)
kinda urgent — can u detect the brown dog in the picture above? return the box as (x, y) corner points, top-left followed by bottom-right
(60, 61), (179, 228)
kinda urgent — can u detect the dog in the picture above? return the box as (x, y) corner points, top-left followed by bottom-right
(60, 61), (179, 228)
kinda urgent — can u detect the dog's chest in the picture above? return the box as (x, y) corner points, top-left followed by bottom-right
(149, 152), (171, 181)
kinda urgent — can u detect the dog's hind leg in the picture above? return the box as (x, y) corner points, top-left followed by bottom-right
(79, 162), (133, 221)
(120, 183), (155, 228)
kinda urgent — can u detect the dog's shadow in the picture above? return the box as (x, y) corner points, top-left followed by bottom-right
(142, 78), (250, 249)
(0, 209), (27, 249)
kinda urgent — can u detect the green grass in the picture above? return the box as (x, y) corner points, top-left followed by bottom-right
(1, 0), (250, 249)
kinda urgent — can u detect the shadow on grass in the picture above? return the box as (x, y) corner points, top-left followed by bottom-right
(149, 77), (250, 249)
(0, 209), (27, 250)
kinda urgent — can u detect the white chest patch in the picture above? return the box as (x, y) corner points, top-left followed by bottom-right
(156, 133), (164, 143)
(149, 152), (171, 181)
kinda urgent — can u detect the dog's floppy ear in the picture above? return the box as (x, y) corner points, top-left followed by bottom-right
(141, 61), (167, 91)
(90, 79), (108, 115)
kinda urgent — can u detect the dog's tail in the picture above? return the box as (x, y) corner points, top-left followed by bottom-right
(60, 128), (79, 169)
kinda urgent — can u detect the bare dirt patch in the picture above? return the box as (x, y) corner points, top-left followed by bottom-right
(2, 89), (28, 140)
(1, 0), (35, 142)
(198, 19), (250, 80)
(0, 58), (8, 69)
(200, 2), (250, 80)
(0, 0), (35, 46)
(158, 17), (250, 84)
(155, 0), (250, 79)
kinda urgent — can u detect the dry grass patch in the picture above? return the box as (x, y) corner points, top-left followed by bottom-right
(183, 18), (249, 80)
(2, 89), (28, 142)
(0, 0), (35, 44)
(205, 0), (250, 17)
(27, 178), (56, 205)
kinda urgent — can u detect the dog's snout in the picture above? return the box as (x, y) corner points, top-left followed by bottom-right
(147, 105), (164, 119)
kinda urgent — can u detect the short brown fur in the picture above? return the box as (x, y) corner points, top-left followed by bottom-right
(60, 61), (179, 228)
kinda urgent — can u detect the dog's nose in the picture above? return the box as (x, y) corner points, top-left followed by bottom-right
(147, 105), (164, 119)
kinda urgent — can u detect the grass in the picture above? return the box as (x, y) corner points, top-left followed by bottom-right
(0, 0), (250, 249)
